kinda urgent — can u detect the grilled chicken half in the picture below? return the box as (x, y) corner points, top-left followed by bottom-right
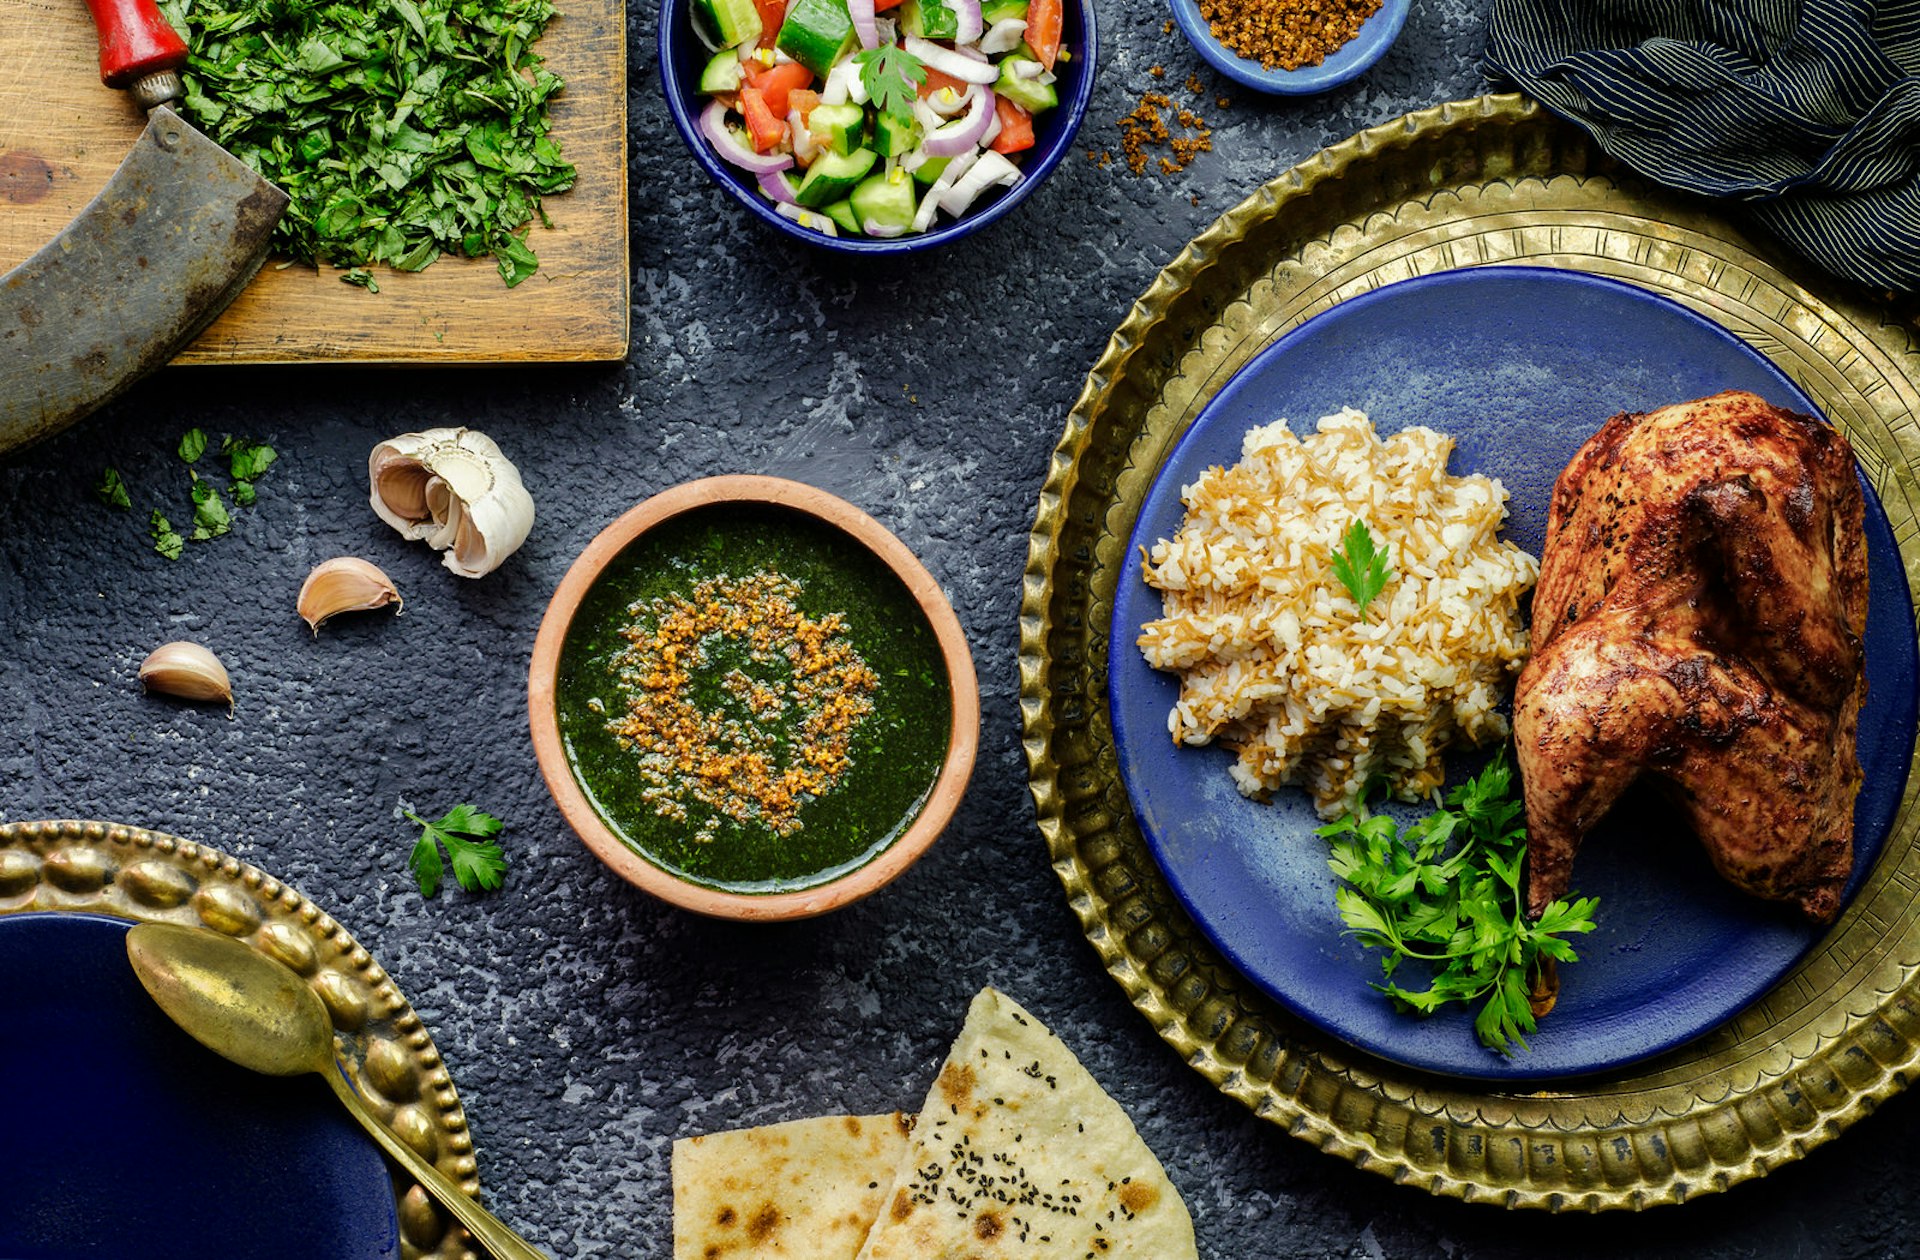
(1514, 390), (1867, 924)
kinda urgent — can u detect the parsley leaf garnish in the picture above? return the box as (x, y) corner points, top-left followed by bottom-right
(95, 468), (132, 510)
(224, 437), (278, 506)
(1316, 750), (1599, 1056)
(177, 428), (208, 465)
(856, 44), (927, 129)
(1329, 518), (1393, 623)
(188, 472), (232, 541)
(406, 805), (508, 898)
(149, 510), (185, 561)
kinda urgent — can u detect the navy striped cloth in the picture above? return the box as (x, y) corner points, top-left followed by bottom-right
(1484, 0), (1920, 295)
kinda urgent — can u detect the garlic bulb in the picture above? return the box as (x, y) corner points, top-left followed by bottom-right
(368, 428), (535, 578)
(139, 641), (233, 712)
(299, 557), (402, 633)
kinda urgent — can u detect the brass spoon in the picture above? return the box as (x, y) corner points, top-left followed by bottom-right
(126, 922), (548, 1260)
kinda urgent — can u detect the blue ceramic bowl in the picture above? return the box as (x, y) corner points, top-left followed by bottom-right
(1168, 0), (1408, 94)
(660, 0), (1096, 253)
(1107, 266), (1919, 1081)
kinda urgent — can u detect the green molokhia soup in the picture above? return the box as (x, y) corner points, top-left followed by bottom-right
(556, 503), (951, 893)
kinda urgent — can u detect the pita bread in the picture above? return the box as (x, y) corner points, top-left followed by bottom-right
(673, 1113), (913, 1259)
(855, 988), (1198, 1259)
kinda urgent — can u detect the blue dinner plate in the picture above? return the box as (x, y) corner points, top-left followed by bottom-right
(1107, 266), (1920, 1082)
(0, 913), (400, 1258)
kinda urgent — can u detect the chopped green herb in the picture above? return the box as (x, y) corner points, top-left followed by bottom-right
(158, 0), (576, 288)
(855, 43), (927, 130)
(405, 804), (509, 897)
(150, 510), (185, 560)
(1329, 518), (1392, 623)
(177, 428), (208, 465)
(188, 473), (232, 541)
(341, 268), (380, 293)
(95, 468), (132, 510)
(1315, 750), (1599, 1056)
(223, 436), (278, 485)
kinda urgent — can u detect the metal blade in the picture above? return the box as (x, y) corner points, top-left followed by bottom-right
(0, 106), (287, 454)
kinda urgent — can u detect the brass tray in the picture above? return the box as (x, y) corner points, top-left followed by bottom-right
(0, 820), (483, 1258)
(1019, 93), (1920, 1211)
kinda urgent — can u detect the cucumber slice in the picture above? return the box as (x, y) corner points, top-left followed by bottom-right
(821, 199), (862, 233)
(909, 155), (951, 185)
(775, 0), (857, 76)
(995, 57), (1058, 113)
(980, 0), (1027, 21)
(691, 0), (763, 50)
(698, 48), (745, 94)
(901, 0), (959, 40)
(871, 109), (919, 158)
(796, 147), (878, 207)
(807, 102), (866, 155)
(848, 171), (917, 233)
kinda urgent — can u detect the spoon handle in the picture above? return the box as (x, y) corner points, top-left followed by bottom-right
(321, 1066), (550, 1260)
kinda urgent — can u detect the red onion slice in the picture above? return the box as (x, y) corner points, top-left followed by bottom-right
(758, 169), (800, 204)
(951, 0), (984, 44)
(979, 16), (1026, 52)
(937, 148), (1019, 216)
(776, 202), (840, 234)
(849, 0), (879, 48)
(862, 218), (907, 237)
(904, 35), (1000, 83)
(921, 85), (995, 156)
(700, 99), (799, 174)
(923, 82), (976, 117)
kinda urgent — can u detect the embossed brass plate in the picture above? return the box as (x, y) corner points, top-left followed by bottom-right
(0, 821), (484, 1257)
(1020, 94), (1920, 1210)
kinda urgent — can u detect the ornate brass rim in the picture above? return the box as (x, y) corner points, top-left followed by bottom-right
(0, 820), (483, 1257)
(1019, 93), (1920, 1211)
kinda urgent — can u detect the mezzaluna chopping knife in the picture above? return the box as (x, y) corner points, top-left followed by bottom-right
(0, 0), (288, 454)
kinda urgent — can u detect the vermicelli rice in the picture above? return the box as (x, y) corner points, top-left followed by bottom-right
(1136, 408), (1538, 819)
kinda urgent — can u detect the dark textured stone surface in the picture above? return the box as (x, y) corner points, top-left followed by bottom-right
(4, 2), (1918, 1256)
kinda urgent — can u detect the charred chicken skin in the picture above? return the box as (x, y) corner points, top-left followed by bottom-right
(1514, 390), (1867, 924)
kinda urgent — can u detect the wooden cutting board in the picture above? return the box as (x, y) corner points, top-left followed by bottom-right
(0, 0), (628, 363)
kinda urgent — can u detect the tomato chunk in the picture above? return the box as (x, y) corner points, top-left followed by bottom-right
(917, 66), (971, 99)
(739, 85), (789, 152)
(1025, 0), (1061, 69)
(990, 96), (1034, 154)
(753, 0), (785, 46)
(743, 60), (814, 115)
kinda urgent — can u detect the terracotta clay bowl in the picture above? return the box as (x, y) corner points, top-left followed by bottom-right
(529, 475), (980, 920)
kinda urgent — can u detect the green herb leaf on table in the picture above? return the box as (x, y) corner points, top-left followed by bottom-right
(1315, 749), (1599, 1055)
(156, 0), (576, 288)
(177, 428), (208, 464)
(223, 437), (278, 503)
(149, 510), (185, 561)
(95, 468), (132, 510)
(1329, 518), (1393, 623)
(856, 44), (927, 129)
(406, 805), (508, 898)
(188, 472), (232, 541)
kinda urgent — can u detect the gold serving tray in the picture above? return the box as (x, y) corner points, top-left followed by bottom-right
(1019, 93), (1920, 1211)
(0, 820), (483, 1258)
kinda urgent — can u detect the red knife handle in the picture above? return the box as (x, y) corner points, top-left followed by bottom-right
(84, 0), (189, 89)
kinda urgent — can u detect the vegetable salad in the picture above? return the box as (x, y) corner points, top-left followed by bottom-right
(691, 0), (1067, 237)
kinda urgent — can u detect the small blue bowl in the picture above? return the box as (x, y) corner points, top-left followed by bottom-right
(660, 0), (1097, 253)
(1168, 0), (1408, 94)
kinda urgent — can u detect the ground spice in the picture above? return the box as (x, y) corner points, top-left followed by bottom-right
(604, 571), (877, 842)
(1196, 0), (1381, 71)
(1114, 83), (1214, 176)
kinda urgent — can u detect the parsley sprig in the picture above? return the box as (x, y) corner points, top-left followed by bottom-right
(406, 805), (509, 898)
(1316, 751), (1599, 1055)
(855, 43), (927, 130)
(1329, 518), (1393, 623)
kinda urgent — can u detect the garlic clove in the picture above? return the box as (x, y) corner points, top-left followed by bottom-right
(139, 641), (233, 713)
(298, 557), (403, 634)
(369, 428), (534, 578)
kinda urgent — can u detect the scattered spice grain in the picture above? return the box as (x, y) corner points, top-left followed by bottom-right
(1196, 0), (1381, 71)
(1116, 90), (1212, 176)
